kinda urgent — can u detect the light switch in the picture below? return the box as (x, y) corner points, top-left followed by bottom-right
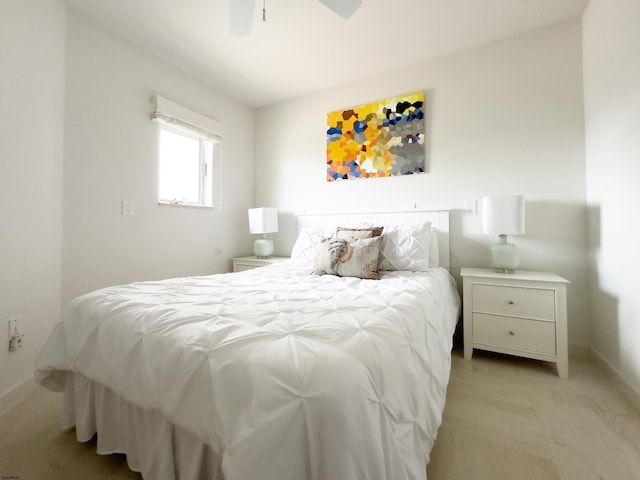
(464, 200), (478, 215)
(122, 200), (135, 216)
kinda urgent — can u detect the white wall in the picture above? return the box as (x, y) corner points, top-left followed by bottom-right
(583, 0), (640, 397)
(256, 20), (590, 346)
(62, 10), (256, 303)
(0, 0), (66, 412)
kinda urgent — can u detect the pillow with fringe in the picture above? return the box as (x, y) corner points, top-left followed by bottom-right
(313, 236), (381, 280)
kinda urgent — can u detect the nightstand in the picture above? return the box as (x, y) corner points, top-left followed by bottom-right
(461, 267), (569, 377)
(232, 256), (289, 272)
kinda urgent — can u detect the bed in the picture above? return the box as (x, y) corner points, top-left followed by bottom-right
(35, 210), (460, 480)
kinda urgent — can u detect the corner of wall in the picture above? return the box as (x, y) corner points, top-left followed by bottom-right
(590, 347), (640, 412)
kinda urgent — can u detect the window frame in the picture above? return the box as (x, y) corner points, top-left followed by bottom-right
(157, 123), (222, 209)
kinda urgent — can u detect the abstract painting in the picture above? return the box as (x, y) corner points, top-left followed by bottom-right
(326, 91), (425, 181)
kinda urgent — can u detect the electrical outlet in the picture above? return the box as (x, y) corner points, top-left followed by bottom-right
(8, 317), (24, 352)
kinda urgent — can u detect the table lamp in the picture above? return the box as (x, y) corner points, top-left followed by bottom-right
(248, 207), (279, 258)
(482, 195), (525, 273)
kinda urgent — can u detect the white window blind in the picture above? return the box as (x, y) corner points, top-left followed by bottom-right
(152, 95), (222, 141)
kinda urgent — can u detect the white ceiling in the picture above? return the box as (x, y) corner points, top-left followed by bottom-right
(64, 0), (590, 108)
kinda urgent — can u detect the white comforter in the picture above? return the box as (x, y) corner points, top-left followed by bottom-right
(35, 263), (460, 480)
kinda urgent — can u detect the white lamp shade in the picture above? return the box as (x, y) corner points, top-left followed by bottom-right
(248, 207), (279, 234)
(482, 195), (525, 235)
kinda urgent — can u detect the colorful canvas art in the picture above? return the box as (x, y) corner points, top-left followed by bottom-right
(326, 91), (425, 181)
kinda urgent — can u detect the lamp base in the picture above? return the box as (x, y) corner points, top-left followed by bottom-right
(253, 238), (274, 258)
(493, 267), (516, 274)
(489, 234), (519, 273)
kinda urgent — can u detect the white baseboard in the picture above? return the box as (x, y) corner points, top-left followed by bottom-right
(0, 375), (36, 417)
(588, 347), (640, 411)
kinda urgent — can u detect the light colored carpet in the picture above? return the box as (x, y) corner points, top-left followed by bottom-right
(1, 346), (639, 479)
(0, 383), (140, 479)
(429, 348), (640, 480)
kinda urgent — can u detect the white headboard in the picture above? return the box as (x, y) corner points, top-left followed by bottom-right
(297, 210), (451, 270)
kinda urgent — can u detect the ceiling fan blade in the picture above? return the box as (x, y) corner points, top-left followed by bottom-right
(318, 0), (362, 19)
(229, 0), (256, 36)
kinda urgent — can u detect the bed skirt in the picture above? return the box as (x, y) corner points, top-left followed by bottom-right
(63, 372), (223, 480)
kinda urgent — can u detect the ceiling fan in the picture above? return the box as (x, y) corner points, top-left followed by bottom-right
(229, 0), (362, 36)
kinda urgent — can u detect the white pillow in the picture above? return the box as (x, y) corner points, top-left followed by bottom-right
(290, 226), (330, 267)
(378, 222), (432, 271)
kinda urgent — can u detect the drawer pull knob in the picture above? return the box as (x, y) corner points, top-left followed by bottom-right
(508, 330), (515, 336)
(508, 301), (515, 305)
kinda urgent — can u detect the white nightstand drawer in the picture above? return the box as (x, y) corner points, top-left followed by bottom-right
(234, 263), (259, 272)
(232, 256), (289, 272)
(472, 284), (556, 322)
(472, 313), (556, 355)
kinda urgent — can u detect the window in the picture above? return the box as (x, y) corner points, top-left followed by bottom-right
(152, 94), (222, 208)
(158, 125), (221, 207)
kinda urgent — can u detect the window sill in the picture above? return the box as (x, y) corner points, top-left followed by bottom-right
(158, 201), (215, 209)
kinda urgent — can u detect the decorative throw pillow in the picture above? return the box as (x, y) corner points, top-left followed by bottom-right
(313, 236), (381, 279)
(335, 226), (384, 240)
